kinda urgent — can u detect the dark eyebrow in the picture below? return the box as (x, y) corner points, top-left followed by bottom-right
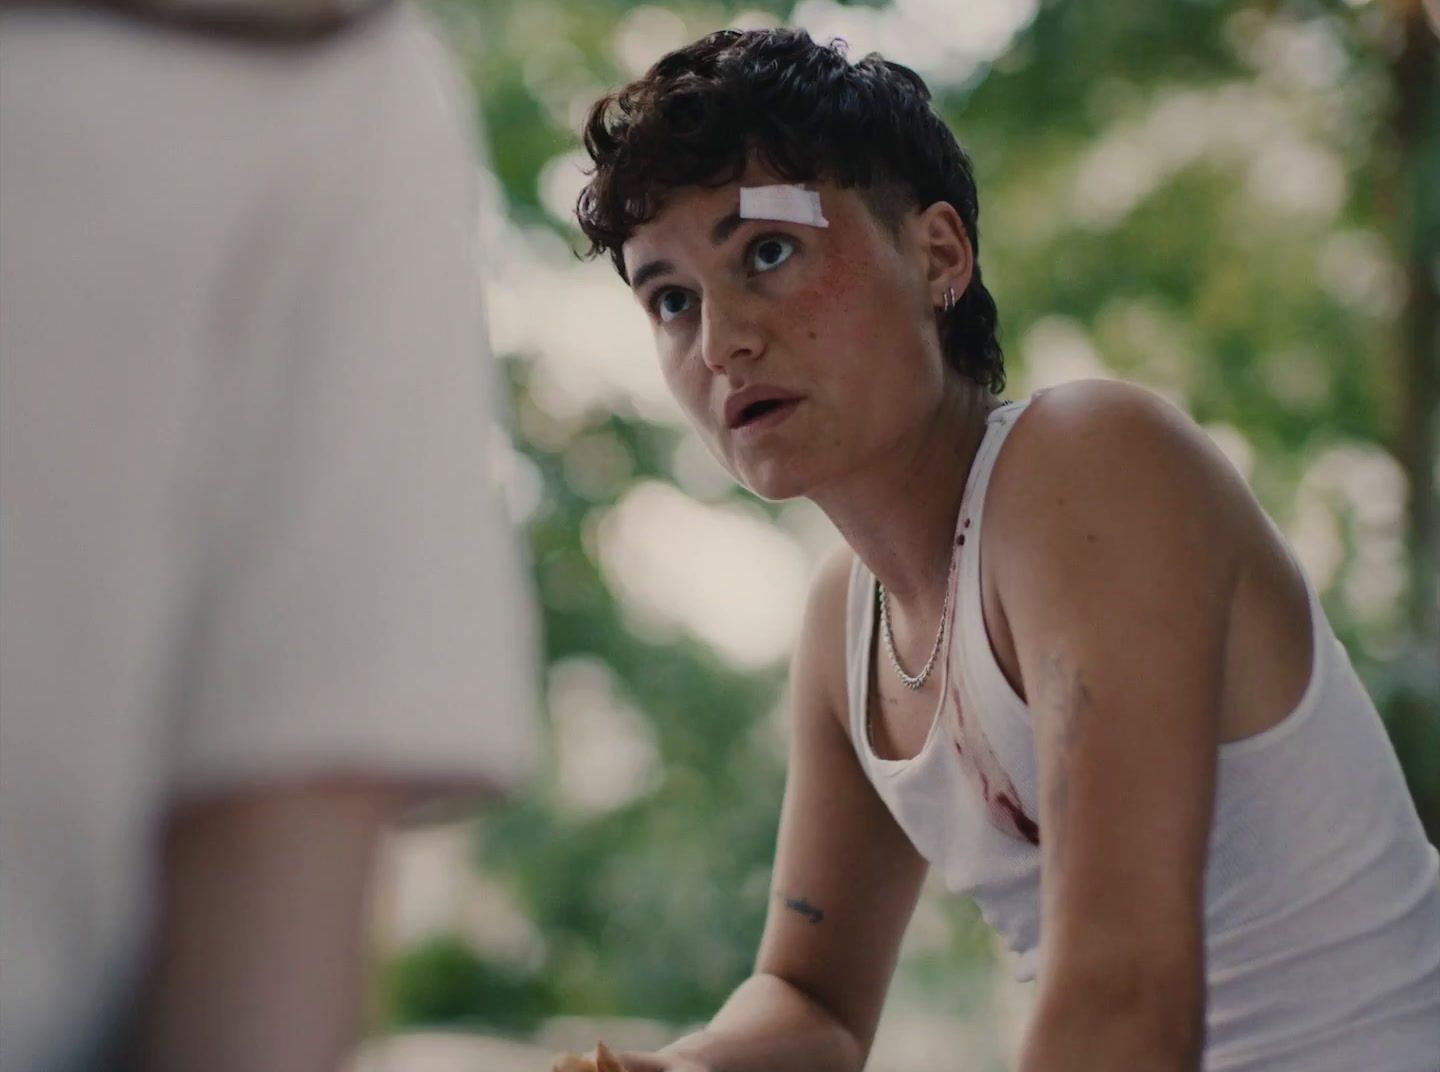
(710, 210), (745, 247)
(629, 259), (673, 292)
(630, 209), (747, 292)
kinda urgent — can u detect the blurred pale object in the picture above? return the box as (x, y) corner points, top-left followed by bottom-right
(1019, 316), (1112, 394)
(375, 824), (542, 965)
(867, 1015), (995, 1070)
(349, 1032), (554, 1072)
(612, 5), (690, 76)
(1070, 83), (1346, 230)
(563, 428), (638, 501)
(491, 425), (548, 526)
(1260, 348), (1333, 409)
(1299, 444), (1409, 626)
(790, 0), (1038, 81)
(1244, 137), (1346, 219)
(597, 482), (810, 668)
(1203, 423), (1257, 484)
(1093, 296), (1199, 404)
(1317, 229), (1405, 319)
(539, 150), (594, 227)
(486, 226), (682, 426)
(730, 9), (782, 31)
(1286, 442), (1409, 629)
(521, 39), (596, 132)
(548, 657), (662, 817)
(1226, 9), (1350, 90)
(0, 5), (540, 1068)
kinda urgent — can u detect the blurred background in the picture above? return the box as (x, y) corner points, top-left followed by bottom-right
(357, 0), (1439, 1068)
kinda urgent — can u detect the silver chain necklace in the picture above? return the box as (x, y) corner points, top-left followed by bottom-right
(874, 403), (1007, 692)
(877, 547), (960, 690)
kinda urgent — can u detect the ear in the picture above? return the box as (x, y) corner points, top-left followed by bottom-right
(912, 200), (973, 308)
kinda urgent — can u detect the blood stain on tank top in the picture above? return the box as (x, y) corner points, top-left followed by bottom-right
(948, 679), (1040, 845)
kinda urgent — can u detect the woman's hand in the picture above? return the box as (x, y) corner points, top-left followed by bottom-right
(599, 1053), (707, 1072)
(550, 1041), (706, 1072)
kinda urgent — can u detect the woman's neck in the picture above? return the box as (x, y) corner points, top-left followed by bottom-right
(811, 377), (1000, 624)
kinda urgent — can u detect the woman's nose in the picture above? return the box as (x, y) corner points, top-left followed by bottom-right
(699, 289), (764, 374)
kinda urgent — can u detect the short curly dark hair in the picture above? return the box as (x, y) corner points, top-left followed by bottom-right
(576, 27), (1004, 394)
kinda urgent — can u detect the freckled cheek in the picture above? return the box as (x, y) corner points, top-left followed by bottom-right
(774, 256), (884, 350)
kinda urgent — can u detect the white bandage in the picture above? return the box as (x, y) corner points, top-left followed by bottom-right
(738, 184), (829, 228)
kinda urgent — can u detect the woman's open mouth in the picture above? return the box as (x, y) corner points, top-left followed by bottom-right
(732, 397), (802, 435)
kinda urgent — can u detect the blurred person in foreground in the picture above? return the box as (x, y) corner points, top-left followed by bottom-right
(558, 28), (1440, 1072)
(0, 1), (537, 1070)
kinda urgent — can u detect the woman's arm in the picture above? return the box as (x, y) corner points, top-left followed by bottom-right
(603, 547), (930, 1072)
(636, 972), (865, 1071)
(990, 382), (1243, 1071)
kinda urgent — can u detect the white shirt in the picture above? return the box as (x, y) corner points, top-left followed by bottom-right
(844, 397), (1440, 1070)
(0, 6), (537, 1069)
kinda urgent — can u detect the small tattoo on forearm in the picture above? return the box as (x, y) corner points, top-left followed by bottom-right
(780, 894), (824, 924)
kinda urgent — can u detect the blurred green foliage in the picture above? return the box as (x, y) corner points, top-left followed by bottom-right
(388, 936), (557, 1031)
(393, 0), (1439, 1041)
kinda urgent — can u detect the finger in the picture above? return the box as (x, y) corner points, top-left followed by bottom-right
(595, 1041), (626, 1072)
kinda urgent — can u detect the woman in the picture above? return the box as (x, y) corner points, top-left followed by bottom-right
(560, 27), (1440, 1072)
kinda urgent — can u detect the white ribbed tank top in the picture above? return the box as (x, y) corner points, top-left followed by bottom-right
(844, 396), (1440, 1071)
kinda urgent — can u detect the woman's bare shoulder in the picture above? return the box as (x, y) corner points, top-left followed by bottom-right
(988, 378), (1252, 544)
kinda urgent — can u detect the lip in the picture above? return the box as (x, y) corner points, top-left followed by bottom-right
(723, 385), (806, 431)
(732, 397), (802, 439)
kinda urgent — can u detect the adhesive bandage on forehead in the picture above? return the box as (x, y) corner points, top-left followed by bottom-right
(738, 184), (830, 228)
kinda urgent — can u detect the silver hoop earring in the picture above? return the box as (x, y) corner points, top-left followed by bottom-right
(942, 286), (957, 313)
